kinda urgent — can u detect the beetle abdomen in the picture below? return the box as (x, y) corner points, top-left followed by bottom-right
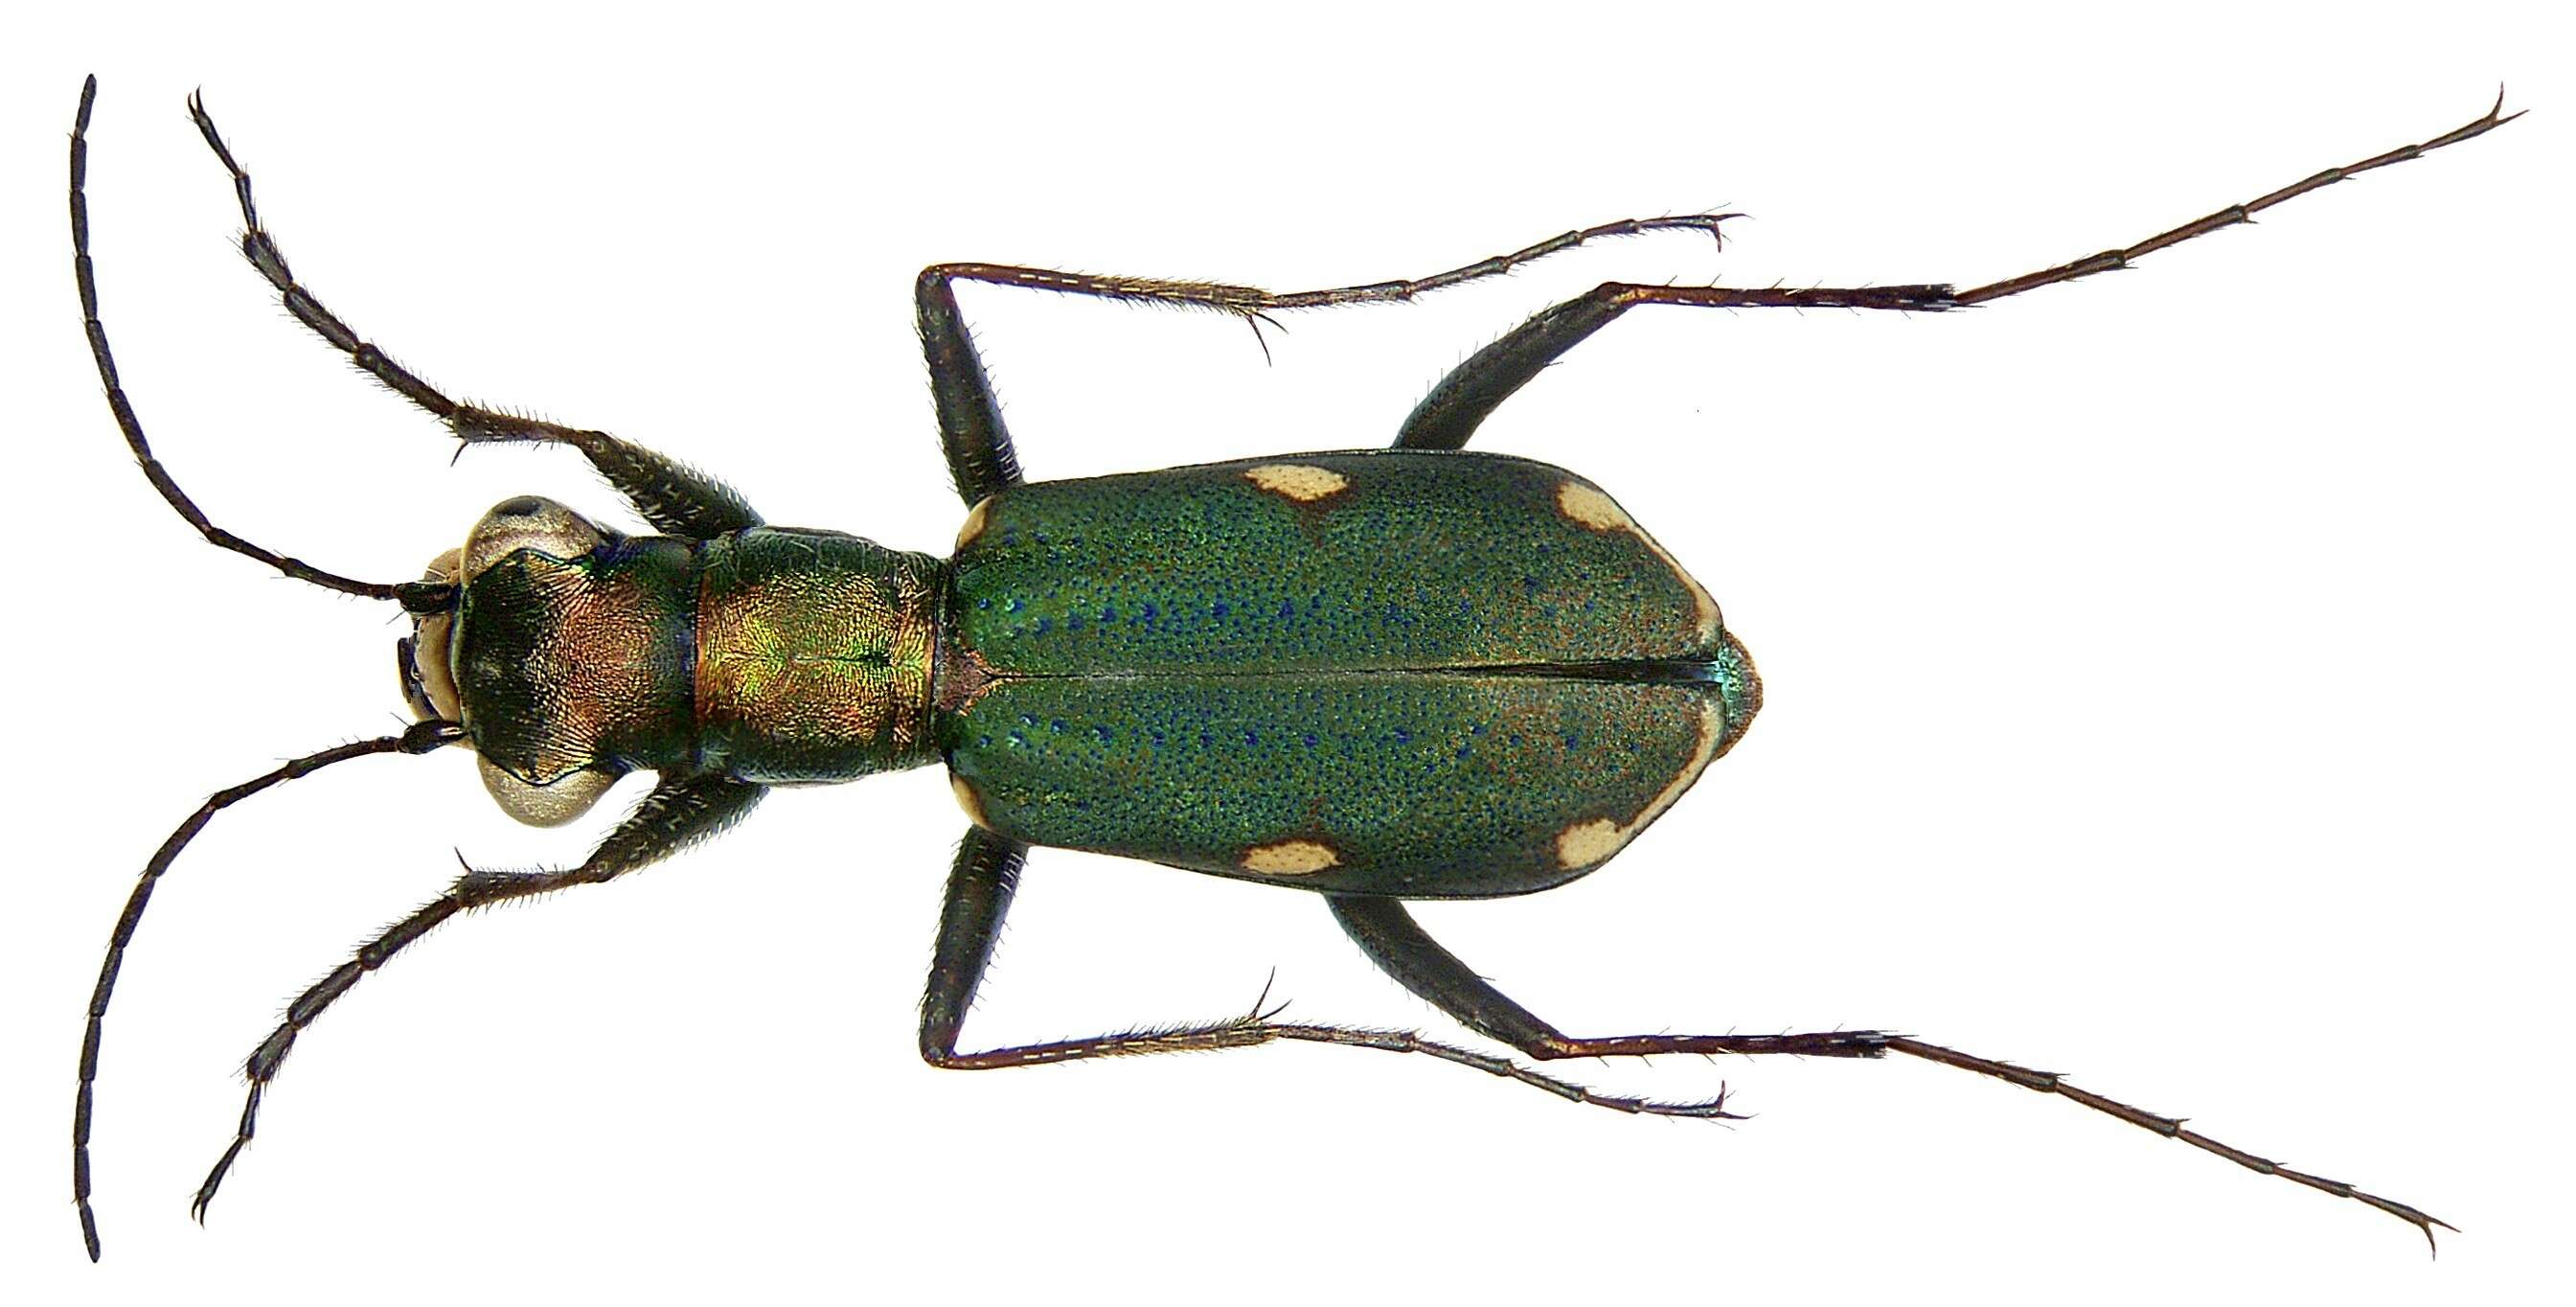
(945, 452), (1755, 895)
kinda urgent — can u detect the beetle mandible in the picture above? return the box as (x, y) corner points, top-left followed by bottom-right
(66, 76), (2519, 1261)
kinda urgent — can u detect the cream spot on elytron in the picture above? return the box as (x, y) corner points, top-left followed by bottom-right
(955, 495), (995, 549)
(1552, 699), (1726, 870)
(1553, 818), (1624, 869)
(1242, 838), (1341, 875)
(949, 775), (990, 829)
(1555, 481), (1631, 531)
(1242, 464), (1350, 503)
(1554, 478), (1721, 641)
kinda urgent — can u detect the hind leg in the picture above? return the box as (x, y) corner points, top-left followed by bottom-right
(1328, 895), (2449, 1247)
(1391, 94), (2519, 450)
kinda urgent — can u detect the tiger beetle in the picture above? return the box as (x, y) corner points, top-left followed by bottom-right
(68, 75), (2519, 1262)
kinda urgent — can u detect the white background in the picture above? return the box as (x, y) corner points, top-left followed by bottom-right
(5, 4), (2567, 1302)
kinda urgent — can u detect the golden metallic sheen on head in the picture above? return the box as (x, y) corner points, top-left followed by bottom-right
(469, 548), (690, 787)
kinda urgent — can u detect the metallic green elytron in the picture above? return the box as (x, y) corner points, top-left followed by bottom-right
(70, 77), (2517, 1259)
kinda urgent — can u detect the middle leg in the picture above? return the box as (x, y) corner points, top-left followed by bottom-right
(915, 215), (1735, 504)
(916, 827), (1738, 1118)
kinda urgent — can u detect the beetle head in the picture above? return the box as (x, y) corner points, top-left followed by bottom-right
(399, 495), (646, 827)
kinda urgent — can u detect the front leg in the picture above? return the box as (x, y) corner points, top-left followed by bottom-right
(187, 772), (765, 1224)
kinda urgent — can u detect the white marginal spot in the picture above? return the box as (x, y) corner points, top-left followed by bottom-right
(1242, 464), (1350, 503)
(1554, 478), (1721, 641)
(955, 495), (995, 549)
(1242, 839), (1341, 875)
(1552, 700), (1727, 870)
(1555, 481), (1632, 531)
(950, 774), (990, 829)
(1553, 818), (1625, 869)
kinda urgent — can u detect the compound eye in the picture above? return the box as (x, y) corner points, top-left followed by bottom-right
(478, 755), (618, 827)
(463, 496), (606, 579)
